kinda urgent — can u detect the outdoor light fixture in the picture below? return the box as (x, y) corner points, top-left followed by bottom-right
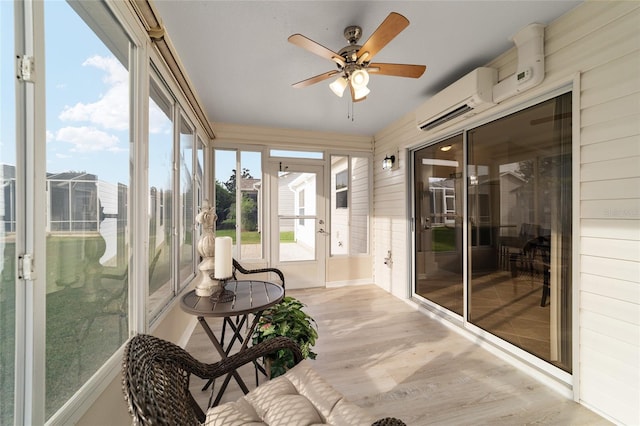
(382, 154), (395, 170)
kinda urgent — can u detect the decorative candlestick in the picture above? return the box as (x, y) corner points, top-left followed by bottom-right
(211, 236), (234, 301)
(193, 200), (217, 297)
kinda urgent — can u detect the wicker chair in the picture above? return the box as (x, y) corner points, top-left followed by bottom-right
(231, 258), (285, 290)
(122, 334), (302, 425)
(224, 258), (287, 382)
(122, 333), (406, 426)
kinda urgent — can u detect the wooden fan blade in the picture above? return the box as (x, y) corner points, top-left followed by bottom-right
(292, 70), (339, 88)
(356, 12), (409, 64)
(288, 34), (346, 67)
(368, 63), (426, 78)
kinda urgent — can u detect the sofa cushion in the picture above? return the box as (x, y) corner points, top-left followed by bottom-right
(205, 360), (373, 426)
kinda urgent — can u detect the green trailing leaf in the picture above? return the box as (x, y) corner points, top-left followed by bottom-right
(252, 296), (318, 378)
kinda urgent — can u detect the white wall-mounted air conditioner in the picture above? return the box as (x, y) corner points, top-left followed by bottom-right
(416, 67), (497, 132)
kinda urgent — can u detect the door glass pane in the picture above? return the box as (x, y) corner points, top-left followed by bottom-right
(414, 135), (464, 315)
(214, 150), (236, 253)
(148, 75), (173, 316)
(468, 93), (572, 372)
(0, 1), (16, 423)
(179, 116), (194, 287)
(239, 151), (261, 259)
(45, 1), (130, 417)
(278, 172), (316, 261)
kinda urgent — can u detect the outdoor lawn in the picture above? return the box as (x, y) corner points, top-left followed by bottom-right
(215, 229), (294, 243)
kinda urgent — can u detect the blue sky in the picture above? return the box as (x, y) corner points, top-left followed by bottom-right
(44, 1), (133, 185)
(1, 1), (172, 187)
(1, 1), (261, 191)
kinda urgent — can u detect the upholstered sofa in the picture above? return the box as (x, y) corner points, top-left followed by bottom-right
(205, 360), (374, 425)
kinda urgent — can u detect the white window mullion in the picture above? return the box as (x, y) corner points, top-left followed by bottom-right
(131, 40), (149, 334)
(17, 0), (47, 424)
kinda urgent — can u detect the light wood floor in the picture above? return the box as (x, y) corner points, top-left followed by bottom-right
(185, 285), (609, 425)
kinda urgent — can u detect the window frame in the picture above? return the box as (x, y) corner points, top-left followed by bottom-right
(7, 0), (212, 423)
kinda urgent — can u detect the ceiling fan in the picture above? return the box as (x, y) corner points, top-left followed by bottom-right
(288, 12), (426, 102)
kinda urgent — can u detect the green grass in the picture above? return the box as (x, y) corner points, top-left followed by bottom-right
(279, 231), (294, 242)
(216, 229), (295, 243)
(215, 229), (261, 244)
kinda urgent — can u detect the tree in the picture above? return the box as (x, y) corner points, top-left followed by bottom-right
(224, 168), (253, 192)
(241, 196), (257, 231)
(215, 180), (234, 228)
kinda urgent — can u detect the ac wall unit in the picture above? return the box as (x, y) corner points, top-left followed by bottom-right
(416, 67), (497, 131)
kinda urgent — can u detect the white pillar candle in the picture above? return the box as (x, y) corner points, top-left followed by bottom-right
(214, 236), (233, 279)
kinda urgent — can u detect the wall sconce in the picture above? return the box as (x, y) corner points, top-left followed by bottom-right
(382, 154), (396, 170)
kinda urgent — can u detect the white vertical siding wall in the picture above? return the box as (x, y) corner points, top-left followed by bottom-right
(350, 156), (370, 254)
(372, 1), (640, 424)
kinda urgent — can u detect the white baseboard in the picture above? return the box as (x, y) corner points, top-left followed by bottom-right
(325, 279), (373, 288)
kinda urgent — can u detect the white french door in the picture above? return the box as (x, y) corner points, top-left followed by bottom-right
(268, 163), (326, 289)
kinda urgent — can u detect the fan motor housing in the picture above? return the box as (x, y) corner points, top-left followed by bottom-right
(344, 25), (362, 44)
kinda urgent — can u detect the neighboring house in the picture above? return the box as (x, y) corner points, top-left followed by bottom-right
(288, 172), (316, 249)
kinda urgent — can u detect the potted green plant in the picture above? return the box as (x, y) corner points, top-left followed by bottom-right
(252, 296), (318, 378)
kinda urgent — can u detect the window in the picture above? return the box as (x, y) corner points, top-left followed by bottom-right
(270, 149), (323, 159)
(330, 155), (370, 256)
(44, 1), (131, 418)
(335, 170), (348, 209)
(0, 1), (16, 423)
(215, 149), (262, 259)
(148, 72), (174, 318)
(179, 115), (195, 289)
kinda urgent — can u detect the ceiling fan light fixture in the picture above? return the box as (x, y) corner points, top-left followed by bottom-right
(353, 85), (370, 100)
(350, 69), (369, 89)
(329, 76), (348, 97)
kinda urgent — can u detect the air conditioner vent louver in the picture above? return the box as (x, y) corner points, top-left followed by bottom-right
(418, 104), (473, 131)
(416, 67), (497, 132)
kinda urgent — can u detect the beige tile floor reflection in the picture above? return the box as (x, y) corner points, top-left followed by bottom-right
(186, 285), (608, 425)
(417, 267), (559, 367)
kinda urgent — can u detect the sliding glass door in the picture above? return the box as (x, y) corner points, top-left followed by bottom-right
(413, 92), (573, 373)
(414, 135), (464, 315)
(468, 93), (572, 371)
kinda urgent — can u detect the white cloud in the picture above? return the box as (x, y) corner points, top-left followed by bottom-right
(149, 98), (172, 135)
(58, 55), (129, 131)
(55, 153), (72, 159)
(46, 130), (54, 143)
(55, 126), (124, 153)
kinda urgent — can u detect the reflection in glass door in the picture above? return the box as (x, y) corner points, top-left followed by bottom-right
(270, 164), (325, 288)
(414, 135), (464, 315)
(468, 93), (572, 372)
